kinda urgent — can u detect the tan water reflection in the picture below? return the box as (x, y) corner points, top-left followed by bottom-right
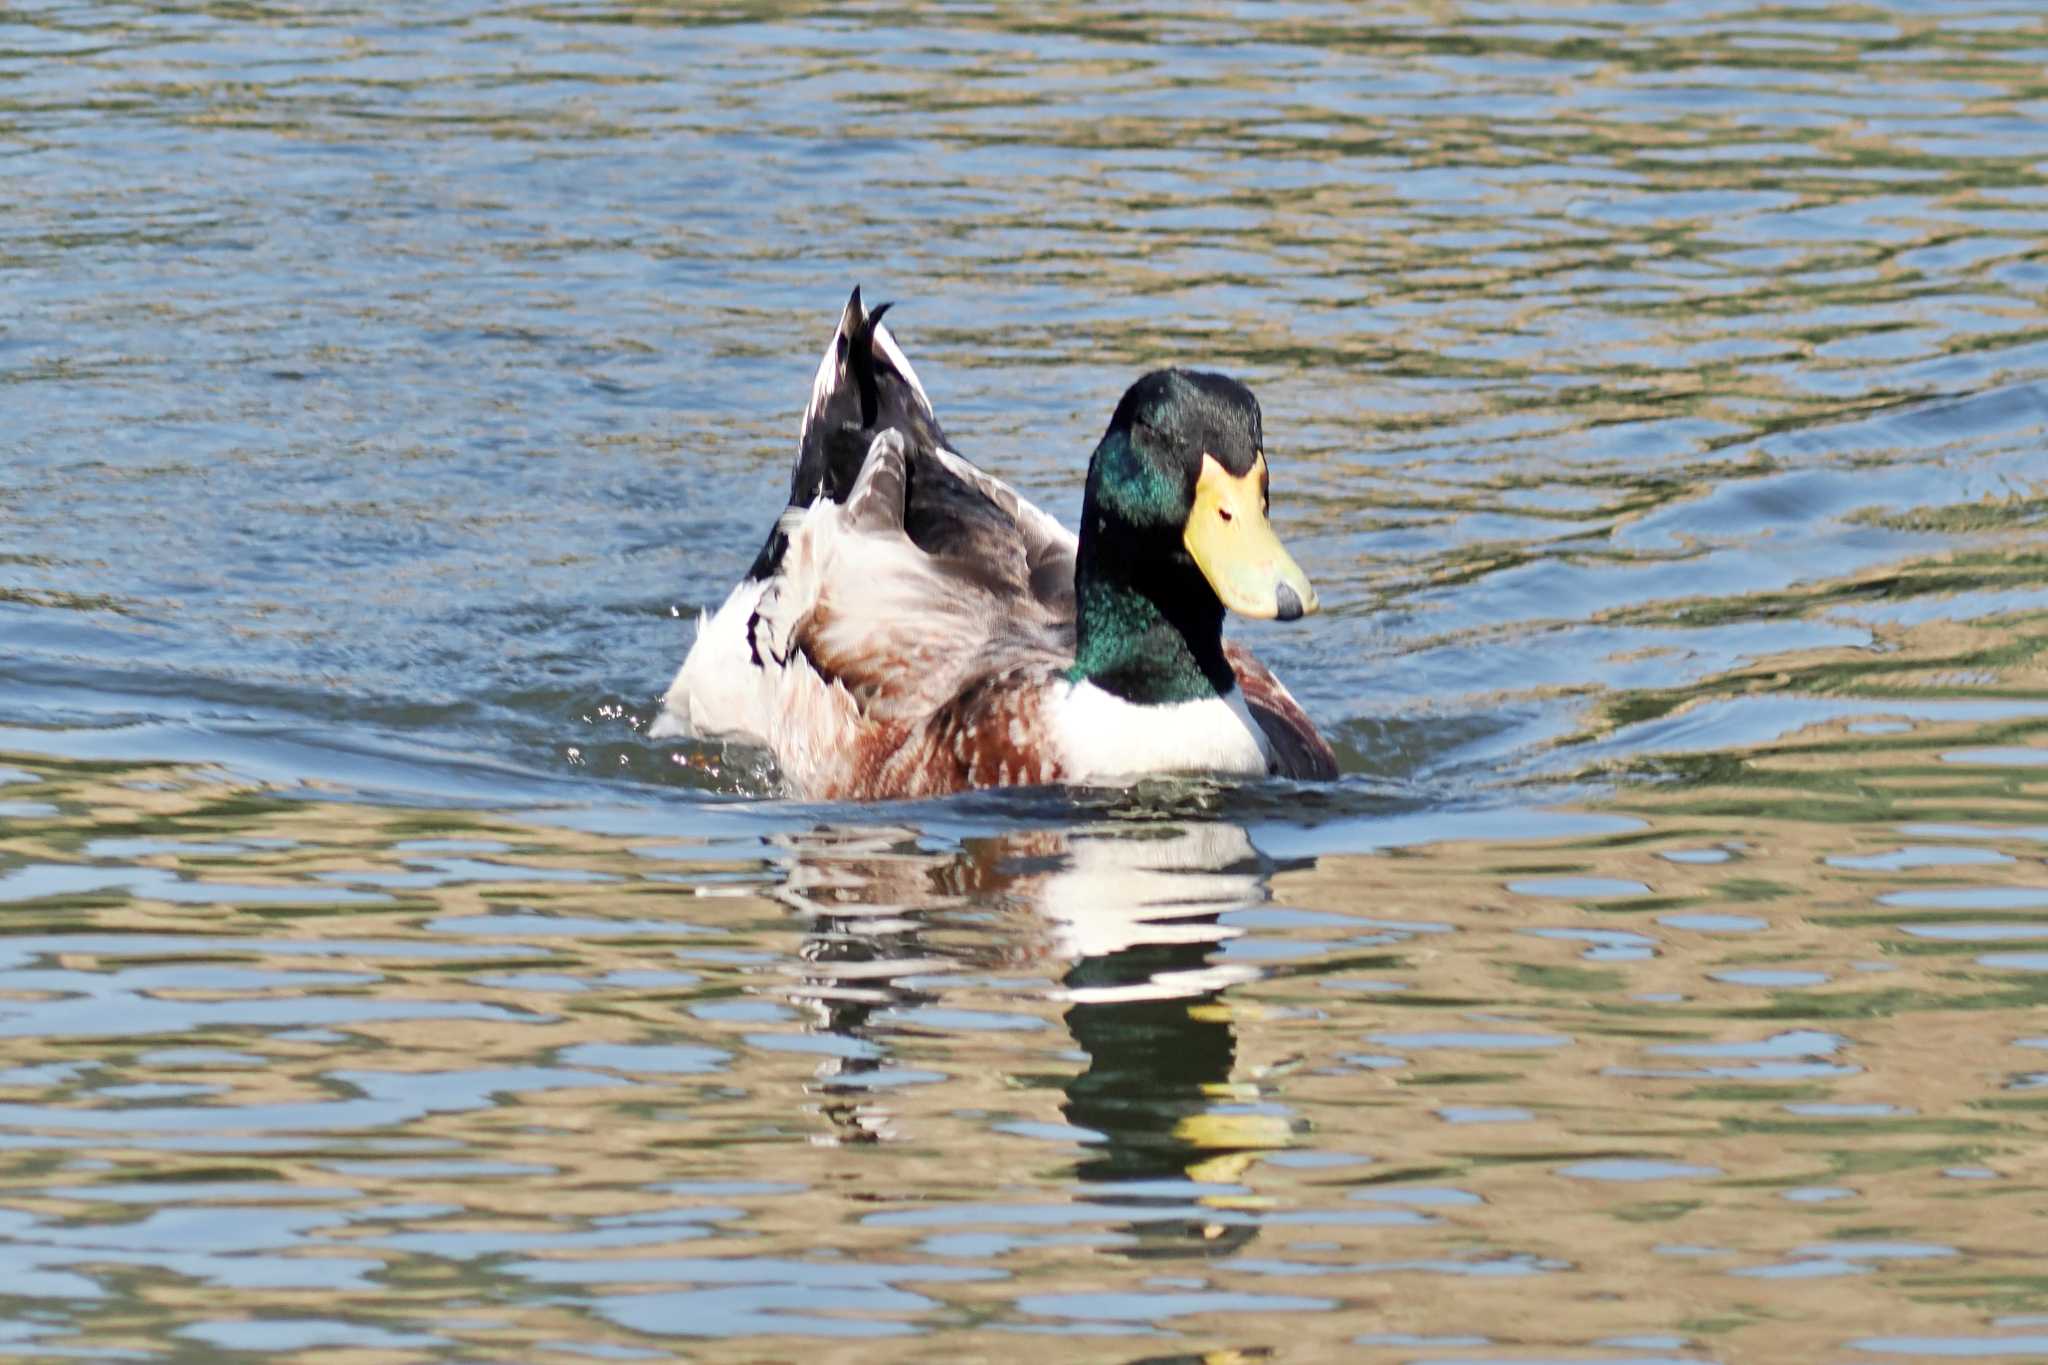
(1, 690), (2043, 1357)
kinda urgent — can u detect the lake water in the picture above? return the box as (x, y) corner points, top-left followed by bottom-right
(4, 2), (2047, 1359)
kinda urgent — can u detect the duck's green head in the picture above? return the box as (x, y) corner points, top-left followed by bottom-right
(1083, 368), (1318, 622)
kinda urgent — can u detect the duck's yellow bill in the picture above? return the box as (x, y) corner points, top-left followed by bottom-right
(1183, 451), (1318, 621)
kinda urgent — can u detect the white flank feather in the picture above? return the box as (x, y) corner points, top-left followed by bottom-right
(650, 577), (771, 742)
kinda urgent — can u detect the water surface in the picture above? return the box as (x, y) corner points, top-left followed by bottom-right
(3, 2), (2046, 1359)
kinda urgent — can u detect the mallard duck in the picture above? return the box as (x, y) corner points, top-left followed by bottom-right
(654, 290), (1336, 799)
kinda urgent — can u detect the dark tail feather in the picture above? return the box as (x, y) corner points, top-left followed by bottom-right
(750, 288), (944, 582)
(852, 300), (893, 427)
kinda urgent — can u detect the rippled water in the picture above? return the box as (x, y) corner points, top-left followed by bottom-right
(4, 2), (2047, 1359)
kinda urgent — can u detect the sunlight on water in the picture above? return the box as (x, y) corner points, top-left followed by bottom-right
(2, 0), (2045, 1358)
(3, 705), (2046, 1355)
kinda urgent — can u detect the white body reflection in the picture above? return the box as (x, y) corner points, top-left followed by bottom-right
(1033, 822), (1264, 1002)
(765, 817), (1298, 1256)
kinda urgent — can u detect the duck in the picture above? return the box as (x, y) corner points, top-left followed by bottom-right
(652, 290), (1336, 800)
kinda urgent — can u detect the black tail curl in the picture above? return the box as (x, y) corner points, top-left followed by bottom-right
(746, 288), (948, 582)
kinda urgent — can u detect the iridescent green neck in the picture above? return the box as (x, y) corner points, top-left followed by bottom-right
(1066, 430), (1235, 706)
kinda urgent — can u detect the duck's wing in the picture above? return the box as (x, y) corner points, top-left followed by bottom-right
(787, 288), (1078, 617)
(881, 441), (1075, 615)
(917, 445), (1076, 620)
(754, 429), (1066, 724)
(1224, 639), (1339, 781)
(751, 429), (1069, 798)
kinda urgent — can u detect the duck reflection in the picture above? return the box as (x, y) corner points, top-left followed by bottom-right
(772, 819), (1297, 1255)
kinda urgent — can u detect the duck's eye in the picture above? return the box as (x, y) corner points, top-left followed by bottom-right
(1218, 507), (1233, 522)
